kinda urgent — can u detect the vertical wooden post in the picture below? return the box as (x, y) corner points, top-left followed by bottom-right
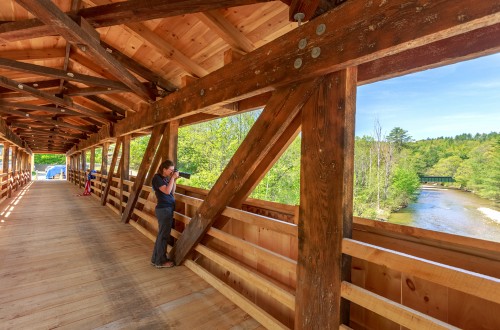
(101, 142), (109, 197)
(101, 143), (109, 176)
(121, 124), (165, 223)
(120, 135), (131, 213)
(295, 68), (357, 329)
(2, 142), (10, 198)
(81, 150), (86, 187)
(90, 147), (95, 171)
(76, 152), (81, 186)
(121, 135), (130, 181)
(11, 146), (17, 191)
(101, 138), (123, 206)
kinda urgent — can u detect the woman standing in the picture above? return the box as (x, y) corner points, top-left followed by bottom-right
(151, 160), (179, 268)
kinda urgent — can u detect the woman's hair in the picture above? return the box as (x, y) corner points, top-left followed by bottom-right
(158, 160), (174, 174)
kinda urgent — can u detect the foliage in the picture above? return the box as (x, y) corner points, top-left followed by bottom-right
(34, 154), (65, 165)
(130, 135), (150, 172)
(387, 127), (412, 151)
(127, 111), (498, 219)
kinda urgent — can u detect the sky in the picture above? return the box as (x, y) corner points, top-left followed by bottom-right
(355, 53), (500, 141)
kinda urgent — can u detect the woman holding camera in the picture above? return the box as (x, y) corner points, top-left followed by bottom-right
(150, 160), (179, 268)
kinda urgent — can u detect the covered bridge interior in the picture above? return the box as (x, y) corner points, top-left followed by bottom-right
(0, 0), (499, 328)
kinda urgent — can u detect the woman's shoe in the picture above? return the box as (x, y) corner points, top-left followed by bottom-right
(155, 261), (174, 268)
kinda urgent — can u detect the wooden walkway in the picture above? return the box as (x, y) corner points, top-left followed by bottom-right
(0, 180), (263, 329)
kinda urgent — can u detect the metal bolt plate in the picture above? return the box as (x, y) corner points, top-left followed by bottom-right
(316, 24), (326, 35)
(298, 38), (307, 50)
(311, 47), (321, 58)
(294, 58), (303, 69)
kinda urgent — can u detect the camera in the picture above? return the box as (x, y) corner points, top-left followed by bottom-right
(174, 169), (191, 179)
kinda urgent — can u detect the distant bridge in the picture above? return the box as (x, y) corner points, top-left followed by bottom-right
(420, 176), (455, 183)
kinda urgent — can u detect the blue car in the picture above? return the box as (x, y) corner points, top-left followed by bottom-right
(46, 165), (66, 179)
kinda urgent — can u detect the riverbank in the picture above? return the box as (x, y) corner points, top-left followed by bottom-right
(388, 186), (500, 242)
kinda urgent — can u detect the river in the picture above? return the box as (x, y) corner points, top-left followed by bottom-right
(388, 186), (500, 242)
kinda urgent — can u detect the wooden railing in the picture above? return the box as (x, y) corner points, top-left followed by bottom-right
(0, 169), (31, 202)
(67, 169), (500, 329)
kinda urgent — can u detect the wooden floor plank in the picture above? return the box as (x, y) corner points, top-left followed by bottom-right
(0, 181), (262, 329)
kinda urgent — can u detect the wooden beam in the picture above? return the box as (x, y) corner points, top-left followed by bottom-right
(341, 281), (459, 330)
(0, 48), (66, 61)
(0, 75), (115, 122)
(65, 85), (126, 97)
(0, 0), (271, 42)
(0, 18), (56, 43)
(66, 124), (113, 155)
(0, 58), (131, 91)
(197, 10), (256, 54)
(16, 0), (154, 101)
(170, 78), (321, 265)
(295, 68), (357, 328)
(124, 22), (209, 78)
(0, 107), (96, 134)
(0, 113), (26, 148)
(289, 0), (320, 22)
(121, 124), (165, 223)
(358, 22), (500, 85)
(83, 95), (127, 116)
(12, 124), (87, 139)
(100, 41), (178, 92)
(121, 134), (130, 181)
(101, 142), (109, 177)
(0, 79), (61, 95)
(144, 121), (179, 187)
(230, 111), (301, 206)
(114, 0), (500, 136)
(2, 142), (10, 174)
(0, 100), (94, 118)
(100, 137), (122, 205)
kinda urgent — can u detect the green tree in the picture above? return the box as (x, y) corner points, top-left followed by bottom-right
(34, 154), (65, 165)
(428, 155), (463, 177)
(387, 127), (412, 151)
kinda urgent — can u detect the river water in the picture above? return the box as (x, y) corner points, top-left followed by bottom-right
(388, 186), (500, 242)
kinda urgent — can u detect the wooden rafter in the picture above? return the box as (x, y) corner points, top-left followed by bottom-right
(0, 57), (131, 91)
(0, 75), (117, 122)
(197, 10), (256, 54)
(0, 79), (60, 95)
(124, 22), (209, 78)
(0, 115), (24, 148)
(100, 41), (178, 92)
(83, 95), (127, 116)
(15, 0), (154, 101)
(113, 0), (500, 137)
(1, 0), (271, 42)
(0, 107), (96, 133)
(1, 48), (66, 61)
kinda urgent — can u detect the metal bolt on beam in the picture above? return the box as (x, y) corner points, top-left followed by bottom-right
(294, 12), (305, 27)
(316, 24), (326, 35)
(294, 58), (303, 69)
(298, 38), (308, 49)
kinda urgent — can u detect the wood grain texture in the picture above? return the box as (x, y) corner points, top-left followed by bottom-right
(170, 78), (322, 266)
(296, 68), (357, 329)
(121, 124), (165, 223)
(115, 0), (500, 136)
(0, 181), (262, 329)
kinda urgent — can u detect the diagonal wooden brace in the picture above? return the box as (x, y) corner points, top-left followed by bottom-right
(170, 77), (324, 265)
